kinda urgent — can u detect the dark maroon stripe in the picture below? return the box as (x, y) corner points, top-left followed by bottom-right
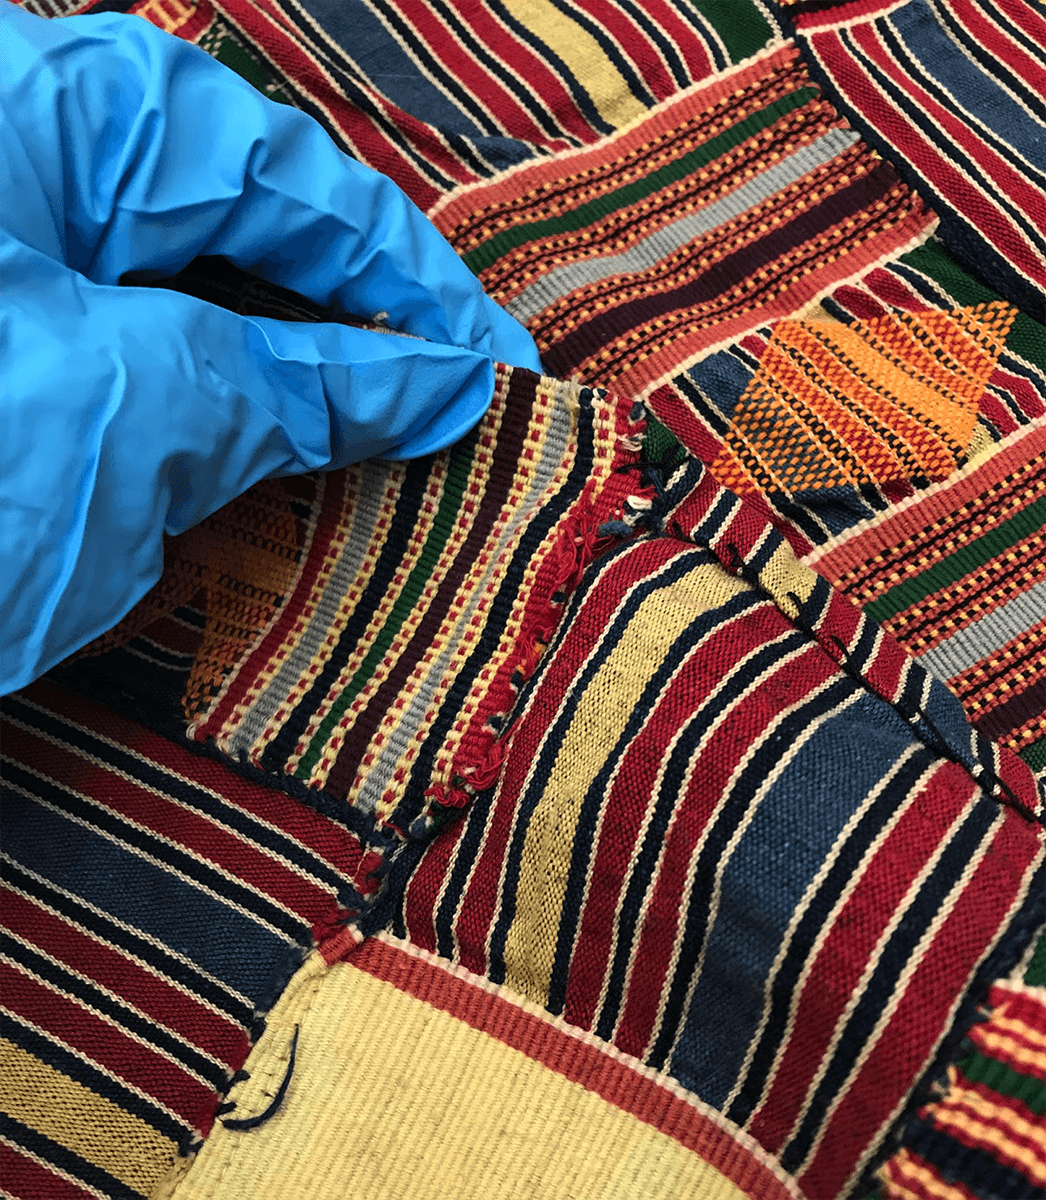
(972, 676), (1046, 743)
(324, 370), (541, 798)
(543, 160), (903, 376)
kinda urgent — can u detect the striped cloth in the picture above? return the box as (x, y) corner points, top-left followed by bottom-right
(777, 0), (1046, 317)
(872, 938), (1046, 1200)
(63, 364), (648, 833)
(1, 678), (381, 1199)
(647, 239), (1046, 781)
(430, 40), (934, 396)
(393, 450), (1044, 1200)
(4, 3), (1046, 1200)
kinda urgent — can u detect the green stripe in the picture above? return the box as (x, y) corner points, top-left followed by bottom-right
(463, 86), (819, 273)
(688, 0), (776, 62)
(900, 241), (1046, 369)
(1019, 735), (1046, 776)
(958, 1051), (1046, 1115)
(1025, 925), (1046, 988)
(865, 494), (1046, 622)
(296, 448), (474, 777)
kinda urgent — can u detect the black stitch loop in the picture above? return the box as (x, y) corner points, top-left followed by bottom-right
(222, 1025), (301, 1132)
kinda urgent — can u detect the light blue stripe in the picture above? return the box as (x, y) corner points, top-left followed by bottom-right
(919, 576), (1046, 681)
(505, 128), (860, 323)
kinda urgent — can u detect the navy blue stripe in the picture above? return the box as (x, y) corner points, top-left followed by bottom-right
(645, 672), (860, 1065)
(1, 932), (227, 1090)
(781, 787), (1004, 1170)
(122, 639), (194, 671)
(673, 0), (729, 71)
(2, 761), (308, 944)
(689, 489), (742, 544)
(0, 1114), (152, 1200)
(1, 791), (295, 1002)
(726, 743), (940, 1124)
(547, 585), (777, 1017)
(1, 693), (350, 898)
(1, 859), (254, 1023)
(1, 1013), (191, 1145)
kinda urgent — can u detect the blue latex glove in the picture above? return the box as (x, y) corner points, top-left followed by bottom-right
(0, 2), (541, 695)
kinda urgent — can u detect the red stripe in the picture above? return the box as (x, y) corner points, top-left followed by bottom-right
(387, 1), (557, 144)
(975, 982), (1046, 1067)
(1, 963), (214, 1121)
(613, 638), (838, 1058)
(879, 1145), (983, 1200)
(0, 1141), (99, 1200)
(562, 0), (677, 99)
(558, 592), (816, 1035)
(451, 1), (608, 146)
(995, 0), (1046, 42)
(956, 0), (1046, 87)
(1, 888), (246, 1065)
(746, 760), (977, 1152)
(194, 470), (352, 741)
(22, 679), (364, 878)
(616, 0), (718, 82)
(1, 722), (335, 925)
(801, 804), (1041, 1197)
(448, 539), (695, 981)
(219, 0), (467, 208)
(811, 29), (1045, 287)
(348, 937), (796, 1199)
(400, 811), (467, 958)
(853, 24), (1044, 218)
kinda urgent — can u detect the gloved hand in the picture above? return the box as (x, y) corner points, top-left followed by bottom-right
(0, 1), (542, 694)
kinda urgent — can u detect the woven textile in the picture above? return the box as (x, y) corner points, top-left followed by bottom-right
(430, 40), (934, 397)
(873, 934), (1046, 1200)
(777, 0), (1046, 316)
(1, 679), (377, 1200)
(156, 935), (804, 1200)
(646, 239), (1046, 780)
(63, 364), (648, 833)
(392, 452), (1044, 1199)
(4, 2), (1046, 1199)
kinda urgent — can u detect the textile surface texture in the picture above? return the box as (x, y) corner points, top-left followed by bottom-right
(2, 2), (1045, 1199)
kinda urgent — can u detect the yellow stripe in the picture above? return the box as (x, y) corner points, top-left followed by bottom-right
(502, 561), (749, 1007)
(163, 949), (755, 1200)
(0, 1039), (177, 1194)
(502, 1), (647, 127)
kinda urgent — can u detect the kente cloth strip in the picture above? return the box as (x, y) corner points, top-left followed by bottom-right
(5, 367), (1041, 1200)
(3, 2), (1046, 1199)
